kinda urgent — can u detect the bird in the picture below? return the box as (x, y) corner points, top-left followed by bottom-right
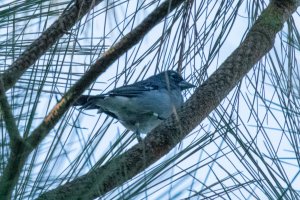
(74, 70), (195, 142)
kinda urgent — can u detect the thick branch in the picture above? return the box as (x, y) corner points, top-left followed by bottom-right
(0, 0), (104, 91)
(0, 144), (30, 200)
(38, 0), (300, 199)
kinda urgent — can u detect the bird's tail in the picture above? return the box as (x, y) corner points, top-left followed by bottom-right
(73, 95), (104, 110)
(73, 95), (91, 106)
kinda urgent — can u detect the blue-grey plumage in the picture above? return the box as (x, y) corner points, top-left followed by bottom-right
(74, 70), (195, 142)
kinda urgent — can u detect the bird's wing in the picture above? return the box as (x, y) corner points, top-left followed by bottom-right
(108, 81), (159, 97)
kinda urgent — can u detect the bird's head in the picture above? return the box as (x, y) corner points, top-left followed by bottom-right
(159, 70), (196, 91)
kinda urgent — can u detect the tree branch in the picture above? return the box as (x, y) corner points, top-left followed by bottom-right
(38, 0), (300, 199)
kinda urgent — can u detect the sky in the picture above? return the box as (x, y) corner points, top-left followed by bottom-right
(1, 0), (300, 199)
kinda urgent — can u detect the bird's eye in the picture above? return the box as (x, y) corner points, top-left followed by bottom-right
(170, 71), (183, 82)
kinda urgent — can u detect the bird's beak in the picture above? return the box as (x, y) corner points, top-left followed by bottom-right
(179, 80), (196, 90)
